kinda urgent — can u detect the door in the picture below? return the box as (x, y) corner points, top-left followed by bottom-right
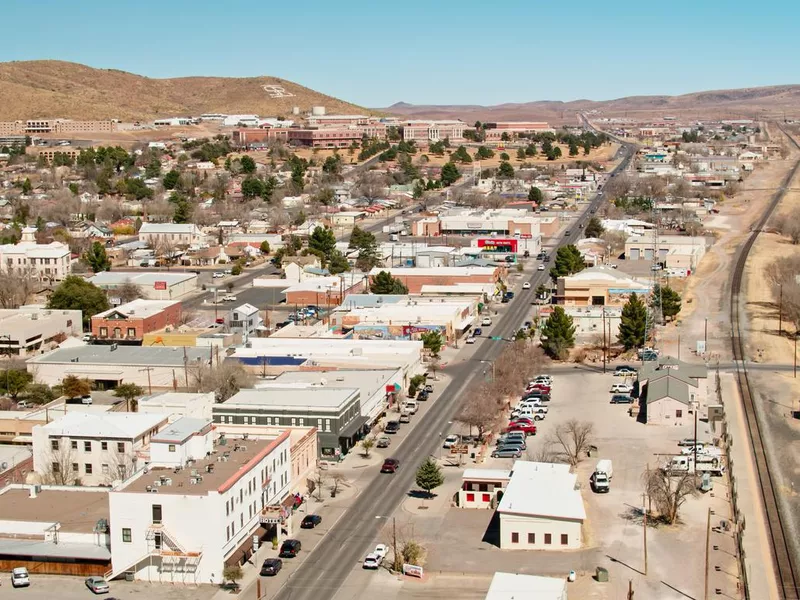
(152, 504), (162, 525)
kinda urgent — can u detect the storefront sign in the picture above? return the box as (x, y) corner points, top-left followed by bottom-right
(403, 564), (424, 578)
(154, 281), (167, 290)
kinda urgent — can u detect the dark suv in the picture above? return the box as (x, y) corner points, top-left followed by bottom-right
(279, 539), (302, 558)
(384, 421), (400, 434)
(260, 558), (282, 576)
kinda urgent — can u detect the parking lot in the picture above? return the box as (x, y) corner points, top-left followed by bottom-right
(332, 364), (741, 600)
(2, 574), (218, 600)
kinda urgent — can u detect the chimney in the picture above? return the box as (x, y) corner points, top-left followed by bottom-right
(29, 485), (39, 499)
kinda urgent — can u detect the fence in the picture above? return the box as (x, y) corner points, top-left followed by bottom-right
(717, 367), (749, 599)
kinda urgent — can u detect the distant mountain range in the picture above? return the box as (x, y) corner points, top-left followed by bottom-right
(380, 86), (800, 123)
(0, 60), (368, 121)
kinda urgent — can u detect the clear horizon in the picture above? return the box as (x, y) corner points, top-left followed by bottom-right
(1, 0), (799, 107)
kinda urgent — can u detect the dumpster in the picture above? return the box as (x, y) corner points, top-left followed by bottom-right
(596, 567), (609, 582)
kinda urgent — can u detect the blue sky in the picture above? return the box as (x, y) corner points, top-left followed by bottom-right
(2, 0), (798, 107)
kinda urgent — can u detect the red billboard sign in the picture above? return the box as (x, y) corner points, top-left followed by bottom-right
(476, 238), (518, 253)
(154, 281), (167, 290)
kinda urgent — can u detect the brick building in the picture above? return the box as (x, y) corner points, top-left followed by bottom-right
(91, 299), (182, 343)
(401, 120), (465, 143)
(368, 266), (501, 294)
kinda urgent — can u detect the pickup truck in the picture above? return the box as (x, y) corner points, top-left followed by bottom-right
(222, 294), (237, 302)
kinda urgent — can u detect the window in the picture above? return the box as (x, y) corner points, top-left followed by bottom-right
(99, 327), (108, 337)
(544, 534), (552, 545)
(298, 418), (304, 426)
(226, 525), (230, 541)
(511, 532), (519, 544)
(168, 444), (176, 453)
(127, 327), (136, 338)
(317, 419), (323, 430)
(117, 442), (125, 453)
(101, 464), (109, 474)
(482, 493), (490, 503)
(291, 418), (296, 426)
(71, 441), (77, 450)
(561, 534), (568, 545)
(466, 493), (475, 502)
(154, 532), (162, 550)
(676, 409), (683, 418)
(152, 504), (162, 525)
(51, 440), (59, 451)
(84, 441), (91, 452)
(478, 483), (488, 492)
(72, 463), (79, 473)
(325, 419), (330, 432)
(85, 463), (93, 474)
(528, 533), (535, 544)
(122, 528), (131, 543)
(101, 442), (108, 451)
(52, 462), (60, 473)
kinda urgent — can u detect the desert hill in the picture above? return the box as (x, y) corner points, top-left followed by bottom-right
(0, 60), (368, 121)
(382, 85), (800, 123)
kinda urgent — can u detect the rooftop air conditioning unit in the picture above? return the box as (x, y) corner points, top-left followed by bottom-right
(149, 488), (159, 493)
(153, 480), (161, 487)
(163, 478), (172, 486)
(190, 469), (198, 477)
(239, 446), (247, 452)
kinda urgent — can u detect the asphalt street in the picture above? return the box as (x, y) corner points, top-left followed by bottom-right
(268, 143), (636, 600)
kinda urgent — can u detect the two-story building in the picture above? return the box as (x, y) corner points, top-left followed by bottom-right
(227, 304), (262, 343)
(214, 387), (363, 458)
(0, 306), (82, 357)
(32, 412), (169, 486)
(108, 429), (292, 584)
(91, 299), (182, 343)
(0, 227), (71, 282)
(138, 223), (204, 247)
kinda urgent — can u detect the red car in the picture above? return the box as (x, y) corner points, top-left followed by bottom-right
(381, 458), (400, 473)
(506, 422), (537, 436)
(527, 384), (551, 393)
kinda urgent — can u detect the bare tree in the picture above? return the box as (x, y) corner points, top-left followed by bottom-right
(603, 173), (635, 201)
(549, 420), (594, 467)
(361, 436), (375, 458)
(313, 471), (328, 501)
(102, 450), (138, 485)
(40, 445), (80, 485)
(355, 171), (388, 205)
(643, 468), (697, 524)
(329, 472), (348, 498)
(600, 230), (627, 258)
(117, 279), (144, 303)
(456, 386), (501, 441)
(0, 269), (38, 307)
(191, 361), (253, 401)
(776, 207), (800, 244)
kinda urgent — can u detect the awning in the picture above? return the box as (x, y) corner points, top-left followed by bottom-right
(457, 316), (475, 331)
(338, 415), (368, 439)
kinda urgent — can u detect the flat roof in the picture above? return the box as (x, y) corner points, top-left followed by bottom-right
(368, 266), (496, 277)
(0, 538), (111, 561)
(223, 387), (359, 411)
(139, 392), (214, 408)
(497, 461), (585, 521)
(151, 417), (212, 443)
(259, 369), (399, 402)
(41, 412), (168, 439)
(94, 299), (180, 319)
(120, 431), (289, 495)
(29, 345), (211, 367)
(485, 572), (567, 600)
(90, 271), (198, 286)
(0, 308), (80, 336)
(463, 468), (511, 481)
(0, 487), (109, 533)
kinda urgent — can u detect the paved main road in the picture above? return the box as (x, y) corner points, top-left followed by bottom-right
(266, 147), (635, 600)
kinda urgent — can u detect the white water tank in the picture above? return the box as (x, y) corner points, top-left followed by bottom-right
(311, 106), (326, 116)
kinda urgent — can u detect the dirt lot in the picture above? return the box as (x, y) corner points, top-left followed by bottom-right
(419, 142), (620, 169)
(334, 368), (741, 600)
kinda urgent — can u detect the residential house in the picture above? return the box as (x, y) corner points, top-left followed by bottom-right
(227, 303), (262, 342)
(638, 356), (709, 425)
(138, 223), (204, 247)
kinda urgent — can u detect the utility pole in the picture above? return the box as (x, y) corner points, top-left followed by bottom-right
(704, 507), (712, 600)
(795, 332), (798, 379)
(627, 580), (634, 600)
(392, 516), (398, 572)
(183, 346), (189, 389)
(602, 310), (607, 373)
(139, 367), (154, 395)
(642, 490), (648, 575)
(704, 317), (708, 349)
(779, 284), (783, 337)
(694, 410), (698, 469)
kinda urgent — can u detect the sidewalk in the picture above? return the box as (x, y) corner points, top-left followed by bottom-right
(721, 372), (781, 600)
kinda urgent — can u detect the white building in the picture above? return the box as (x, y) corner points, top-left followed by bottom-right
(32, 412), (168, 486)
(485, 572), (568, 600)
(27, 345), (211, 388)
(498, 461), (585, 550)
(138, 392), (215, 421)
(138, 223), (204, 247)
(222, 114), (260, 127)
(149, 417), (214, 467)
(90, 271), (199, 300)
(108, 429), (292, 584)
(227, 303), (262, 342)
(0, 227), (71, 281)
(0, 306), (82, 357)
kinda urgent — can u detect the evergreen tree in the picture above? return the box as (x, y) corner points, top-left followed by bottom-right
(47, 276), (110, 327)
(528, 186), (543, 204)
(415, 457), (445, 497)
(82, 241), (111, 273)
(497, 161), (515, 178)
(308, 226), (337, 263)
(239, 155), (256, 174)
(21, 178), (32, 194)
(162, 169), (180, 190)
(370, 271), (408, 294)
(549, 245), (584, 280)
(540, 306), (576, 360)
(517, 148), (526, 160)
(618, 292), (648, 350)
(420, 331), (443, 357)
(584, 217), (605, 238)
(440, 162), (460, 187)
(327, 250), (351, 275)
(651, 284), (682, 321)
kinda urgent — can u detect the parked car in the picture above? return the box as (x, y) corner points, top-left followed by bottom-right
(610, 394), (634, 404)
(11, 566), (30, 587)
(522, 282), (531, 289)
(374, 544), (388, 560)
(481, 316), (492, 326)
(534, 375), (553, 385)
(466, 336), (476, 344)
(224, 268), (233, 275)
(384, 421), (400, 434)
(522, 392), (550, 402)
(504, 291), (515, 300)
(497, 433), (526, 446)
(85, 576), (110, 594)
(506, 422), (537, 436)
(213, 272), (224, 278)
(538, 264), (545, 271)
(424, 383), (433, 393)
(279, 539), (302, 558)
(614, 365), (637, 377)
(473, 327), (483, 336)
(260, 558), (283, 576)
(399, 412), (411, 423)
(363, 553), (382, 569)
(416, 390), (429, 401)
(442, 434), (460, 448)
(376, 435), (391, 448)
(81, 394), (93, 405)
(498, 440), (527, 452)
(610, 383), (632, 393)
(381, 458), (400, 473)
(16, 401), (30, 410)
(222, 294), (237, 302)
(300, 514), (322, 529)
(492, 447), (522, 458)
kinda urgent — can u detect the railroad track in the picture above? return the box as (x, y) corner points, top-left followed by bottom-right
(730, 123), (800, 600)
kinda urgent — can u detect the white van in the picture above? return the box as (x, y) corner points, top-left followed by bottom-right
(595, 459), (613, 479)
(402, 400), (418, 415)
(592, 459), (613, 493)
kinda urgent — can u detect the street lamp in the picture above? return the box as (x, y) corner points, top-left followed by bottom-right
(479, 360), (495, 381)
